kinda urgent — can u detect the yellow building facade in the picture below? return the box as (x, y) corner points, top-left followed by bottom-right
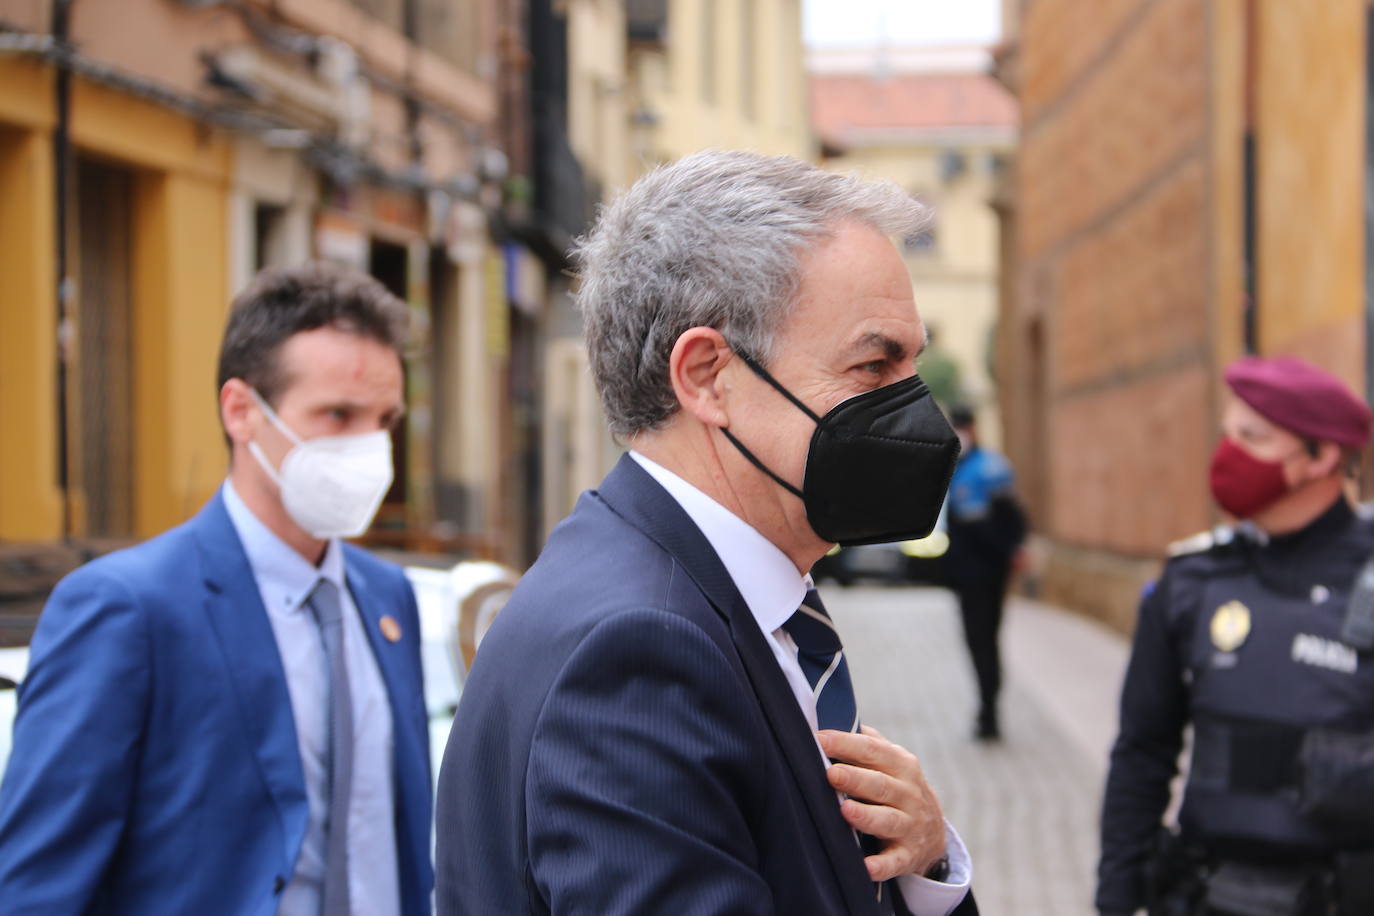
(997, 0), (1370, 631)
(1, 0), (503, 563)
(628, 0), (812, 169)
(0, 55), (232, 543)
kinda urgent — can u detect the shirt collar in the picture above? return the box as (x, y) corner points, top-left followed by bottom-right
(629, 451), (808, 633)
(222, 479), (347, 613)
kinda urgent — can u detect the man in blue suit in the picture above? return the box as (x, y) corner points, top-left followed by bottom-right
(0, 263), (433, 914)
(436, 151), (977, 915)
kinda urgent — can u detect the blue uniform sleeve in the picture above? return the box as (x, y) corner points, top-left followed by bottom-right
(1096, 572), (1190, 914)
(980, 451), (1015, 496)
(0, 567), (151, 914)
(525, 609), (773, 916)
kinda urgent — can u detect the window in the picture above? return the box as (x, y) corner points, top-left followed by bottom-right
(253, 203), (287, 272)
(72, 157), (136, 537)
(369, 240), (410, 510)
(907, 189), (938, 256)
(903, 229), (938, 256)
(939, 151), (967, 183)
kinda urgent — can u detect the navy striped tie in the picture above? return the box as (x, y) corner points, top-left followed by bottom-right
(785, 589), (888, 903)
(784, 588), (860, 736)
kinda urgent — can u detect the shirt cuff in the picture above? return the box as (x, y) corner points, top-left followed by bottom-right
(894, 821), (972, 916)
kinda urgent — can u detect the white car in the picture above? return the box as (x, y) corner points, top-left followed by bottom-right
(0, 561), (519, 783)
(404, 560), (519, 777)
(0, 647), (26, 776)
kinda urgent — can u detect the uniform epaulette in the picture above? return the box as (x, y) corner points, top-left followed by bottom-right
(1167, 525), (1236, 557)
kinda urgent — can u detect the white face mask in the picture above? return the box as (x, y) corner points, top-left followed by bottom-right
(247, 390), (395, 539)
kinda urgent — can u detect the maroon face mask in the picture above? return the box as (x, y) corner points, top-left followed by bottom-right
(1208, 437), (1291, 518)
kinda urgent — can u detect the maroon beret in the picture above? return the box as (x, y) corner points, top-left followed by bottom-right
(1225, 355), (1373, 447)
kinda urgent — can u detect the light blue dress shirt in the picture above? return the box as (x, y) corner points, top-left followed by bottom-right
(223, 482), (399, 916)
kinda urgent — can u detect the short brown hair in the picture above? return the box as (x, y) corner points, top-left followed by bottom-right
(217, 262), (410, 407)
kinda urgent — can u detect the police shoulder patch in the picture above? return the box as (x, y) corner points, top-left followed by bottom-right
(1168, 526), (1235, 557)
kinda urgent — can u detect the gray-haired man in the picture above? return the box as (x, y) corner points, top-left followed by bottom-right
(435, 151), (976, 915)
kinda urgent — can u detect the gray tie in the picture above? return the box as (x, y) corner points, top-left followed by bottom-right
(307, 578), (353, 915)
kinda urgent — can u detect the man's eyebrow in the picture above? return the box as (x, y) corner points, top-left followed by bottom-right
(318, 399), (407, 419)
(318, 399), (370, 413)
(847, 331), (917, 362)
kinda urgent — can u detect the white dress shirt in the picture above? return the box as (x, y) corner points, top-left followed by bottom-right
(223, 481), (400, 916)
(630, 452), (972, 916)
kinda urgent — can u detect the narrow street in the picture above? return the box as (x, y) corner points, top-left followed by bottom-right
(821, 585), (1131, 916)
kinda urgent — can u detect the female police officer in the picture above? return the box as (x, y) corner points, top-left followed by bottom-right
(1097, 356), (1374, 916)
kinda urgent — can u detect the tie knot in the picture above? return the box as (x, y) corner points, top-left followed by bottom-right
(783, 589), (842, 656)
(308, 577), (344, 626)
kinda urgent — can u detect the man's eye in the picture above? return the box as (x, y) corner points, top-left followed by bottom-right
(329, 408), (351, 423)
(856, 361), (884, 375)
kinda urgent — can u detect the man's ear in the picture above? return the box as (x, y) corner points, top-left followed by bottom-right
(668, 328), (735, 429)
(220, 379), (258, 448)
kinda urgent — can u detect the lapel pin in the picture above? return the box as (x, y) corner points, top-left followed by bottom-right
(379, 615), (402, 643)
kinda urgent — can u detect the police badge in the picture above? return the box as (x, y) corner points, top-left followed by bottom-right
(1210, 600), (1252, 653)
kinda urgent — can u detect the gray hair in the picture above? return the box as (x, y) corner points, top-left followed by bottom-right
(573, 149), (930, 438)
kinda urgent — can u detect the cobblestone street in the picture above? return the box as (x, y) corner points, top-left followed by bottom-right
(820, 585), (1131, 916)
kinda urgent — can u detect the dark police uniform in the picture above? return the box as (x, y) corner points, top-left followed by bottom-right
(1098, 354), (1374, 916)
(1097, 498), (1374, 915)
(943, 441), (1026, 739)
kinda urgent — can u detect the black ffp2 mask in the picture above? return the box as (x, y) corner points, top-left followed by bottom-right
(721, 352), (961, 547)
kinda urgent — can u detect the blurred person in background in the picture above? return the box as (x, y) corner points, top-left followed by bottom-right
(435, 150), (976, 916)
(943, 404), (1026, 741)
(1097, 356), (1374, 916)
(0, 264), (432, 915)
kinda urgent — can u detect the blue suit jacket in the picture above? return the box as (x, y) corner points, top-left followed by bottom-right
(0, 493), (433, 915)
(435, 456), (976, 915)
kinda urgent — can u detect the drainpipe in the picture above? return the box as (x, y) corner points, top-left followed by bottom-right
(402, 0), (423, 166)
(1365, 5), (1374, 411)
(53, 0), (78, 541)
(1242, 0), (1259, 355)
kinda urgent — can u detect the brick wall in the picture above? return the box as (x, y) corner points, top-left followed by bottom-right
(1012, 0), (1214, 563)
(1004, 0), (1370, 631)
(1008, 0), (1223, 628)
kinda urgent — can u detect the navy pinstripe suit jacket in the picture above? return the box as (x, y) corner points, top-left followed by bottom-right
(435, 455), (977, 916)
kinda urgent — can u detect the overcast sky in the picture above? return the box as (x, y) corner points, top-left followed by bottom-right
(803, 0), (1002, 47)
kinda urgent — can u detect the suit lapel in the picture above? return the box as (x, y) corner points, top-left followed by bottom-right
(597, 456), (881, 914)
(725, 585), (885, 914)
(345, 561), (427, 775)
(343, 560), (410, 710)
(191, 494), (308, 870)
(340, 560), (420, 752)
(344, 555), (430, 903)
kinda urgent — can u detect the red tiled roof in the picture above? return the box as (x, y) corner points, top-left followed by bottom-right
(810, 72), (1018, 145)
